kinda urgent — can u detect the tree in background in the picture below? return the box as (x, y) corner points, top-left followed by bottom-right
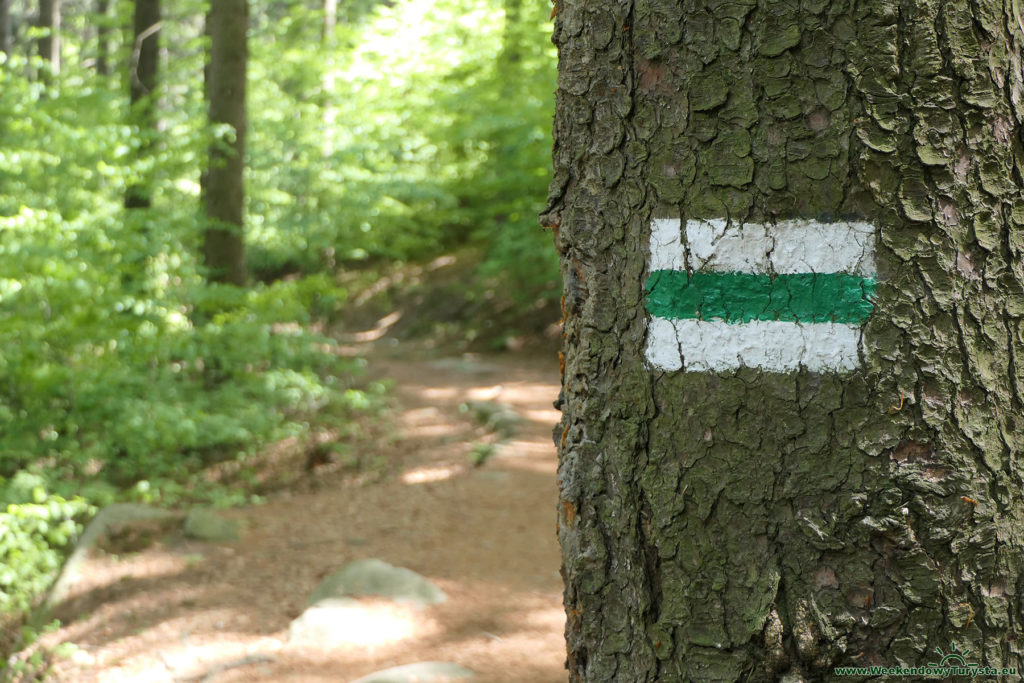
(0, 0), (11, 58)
(37, 0), (59, 75)
(551, 0), (1024, 679)
(0, 2), (560, 660)
(322, 0), (336, 43)
(202, 0), (248, 286)
(95, 0), (110, 76)
(125, 0), (160, 210)
(321, 0), (337, 155)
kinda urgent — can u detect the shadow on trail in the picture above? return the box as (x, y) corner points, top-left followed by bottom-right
(40, 350), (567, 683)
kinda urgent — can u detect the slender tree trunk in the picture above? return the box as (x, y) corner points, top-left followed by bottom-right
(320, 0), (337, 155)
(494, 0), (525, 162)
(199, 14), (210, 201)
(549, 0), (1024, 680)
(500, 0), (522, 67)
(202, 0), (247, 286)
(125, 0), (160, 209)
(0, 0), (11, 59)
(322, 0), (336, 44)
(95, 0), (110, 76)
(37, 0), (60, 75)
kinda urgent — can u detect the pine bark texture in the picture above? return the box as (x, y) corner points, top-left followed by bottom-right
(547, 0), (1024, 680)
(125, 0), (160, 210)
(202, 0), (247, 286)
(37, 0), (59, 74)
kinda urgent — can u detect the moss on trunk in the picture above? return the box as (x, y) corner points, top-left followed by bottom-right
(549, 0), (1024, 679)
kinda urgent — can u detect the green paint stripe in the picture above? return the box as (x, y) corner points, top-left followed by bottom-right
(645, 271), (876, 324)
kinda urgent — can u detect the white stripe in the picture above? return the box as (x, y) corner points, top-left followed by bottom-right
(645, 319), (863, 372)
(648, 217), (689, 271)
(649, 218), (876, 276)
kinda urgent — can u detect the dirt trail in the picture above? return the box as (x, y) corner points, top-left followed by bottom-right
(41, 350), (566, 682)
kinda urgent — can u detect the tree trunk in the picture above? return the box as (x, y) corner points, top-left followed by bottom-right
(125, 0), (160, 210)
(199, 14), (210, 201)
(202, 0), (247, 286)
(548, 0), (1024, 680)
(37, 0), (59, 75)
(95, 0), (110, 76)
(500, 0), (522, 67)
(322, 0), (336, 44)
(0, 0), (11, 58)
(320, 0), (337, 154)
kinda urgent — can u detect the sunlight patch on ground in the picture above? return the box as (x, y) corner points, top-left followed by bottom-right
(451, 604), (565, 653)
(418, 386), (459, 400)
(61, 551), (195, 603)
(522, 407), (561, 423)
(80, 635), (283, 683)
(465, 384), (504, 401)
(522, 603), (568, 630)
(403, 422), (463, 438)
(493, 441), (558, 473)
(288, 599), (439, 651)
(154, 641), (282, 681)
(400, 406), (444, 424)
(492, 382), (560, 404)
(350, 311), (403, 342)
(401, 464), (465, 484)
(427, 255), (457, 270)
(415, 380), (558, 407)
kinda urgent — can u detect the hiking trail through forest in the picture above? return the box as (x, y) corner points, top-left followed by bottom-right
(37, 345), (566, 682)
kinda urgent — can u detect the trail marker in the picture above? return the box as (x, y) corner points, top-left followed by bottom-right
(645, 218), (876, 372)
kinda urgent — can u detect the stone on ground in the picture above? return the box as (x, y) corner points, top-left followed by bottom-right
(45, 504), (182, 609)
(308, 558), (446, 606)
(350, 661), (476, 683)
(288, 598), (417, 649)
(183, 508), (240, 542)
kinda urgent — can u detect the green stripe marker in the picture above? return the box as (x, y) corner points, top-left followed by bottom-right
(645, 218), (877, 372)
(645, 271), (876, 325)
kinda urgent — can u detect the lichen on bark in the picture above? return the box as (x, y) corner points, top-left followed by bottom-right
(548, 0), (1024, 680)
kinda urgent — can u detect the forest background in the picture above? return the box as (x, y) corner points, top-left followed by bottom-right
(0, 0), (557, 661)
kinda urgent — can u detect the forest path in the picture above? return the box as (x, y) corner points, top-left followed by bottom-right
(43, 349), (566, 682)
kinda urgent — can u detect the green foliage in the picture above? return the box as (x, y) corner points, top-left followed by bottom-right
(0, 0), (558, 655)
(246, 0), (559, 301)
(0, 475), (92, 617)
(468, 442), (497, 467)
(0, 37), (370, 631)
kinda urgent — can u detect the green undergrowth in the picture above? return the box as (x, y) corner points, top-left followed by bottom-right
(0, 270), (383, 670)
(0, 0), (558, 668)
(335, 248), (561, 352)
(246, 0), (559, 308)
(0, 60), (384, 669)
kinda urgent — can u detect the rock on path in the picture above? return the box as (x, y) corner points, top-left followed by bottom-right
(288, 559), (450, 650)
(308, 558), (447, 607)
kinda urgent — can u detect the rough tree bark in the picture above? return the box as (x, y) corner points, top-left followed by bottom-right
(125, 0), (160, 209)
(202, 0), (247, 286)
(37, 0), (60, 75)
(546, 0), (1024, 680)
